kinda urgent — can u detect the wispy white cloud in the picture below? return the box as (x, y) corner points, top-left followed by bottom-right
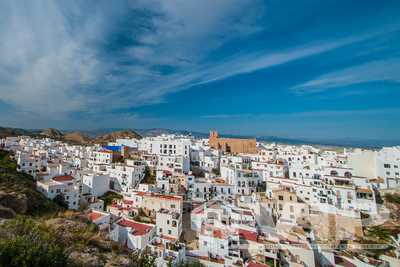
(292, 58), (400, 94)
(202, 114), (251, 119)
(0, 0), (398, 122)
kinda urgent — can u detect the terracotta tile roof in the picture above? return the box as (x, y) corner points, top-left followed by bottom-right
(161, 235), (178, 241)
(232, 209), (253, 217)
(238, 228), (258, 242)
(356, 188), (374, 194)
(124, 200), (133, 205)
(117, 220), (154, 236)
(146, 194), (181, 201)
(86, 211), (106, 223)
(200, 224), (234, 239)
(191, 210), (204, 214)
(132, 191), (147, 196)
(53, 175), (75, 182)
(247, 260), (270, 267)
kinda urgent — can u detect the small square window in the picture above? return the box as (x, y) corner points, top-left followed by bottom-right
(204, 241), (207, 246)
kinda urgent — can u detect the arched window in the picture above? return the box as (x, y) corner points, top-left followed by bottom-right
(344, 172), (352, 177)
(330, 170), (338, 176)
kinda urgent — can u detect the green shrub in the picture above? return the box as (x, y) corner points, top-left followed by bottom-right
(383, 193), (400, 204)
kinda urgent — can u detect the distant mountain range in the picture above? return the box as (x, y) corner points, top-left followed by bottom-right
(1, 126), (399, 149)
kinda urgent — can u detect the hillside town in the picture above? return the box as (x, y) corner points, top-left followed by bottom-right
(1, 129), (400, 267)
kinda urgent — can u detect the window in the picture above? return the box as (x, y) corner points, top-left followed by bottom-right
(220, 244), (224, 249)
(66, 196), (69, 200)
(73, 202), (76, 205)
(290, 215), (295, 219)
(167, 220), (170, 225)
(305, 197), (310, 201)
(203, 241), (207, 246)
(396, 172), (399, 176)
(279, 204), (283, 210)
(312, 189), (317, 192)
(171, 204), (175, 208)
(168, 230), (172, 235)
(386, 172), (390, 175)
(395, 165), (398, 168)
(51, 190), (54, 193)
(348, 200), (351, 204)
(278, 196), (284, 201)
(384, 164), (391, 168)
(290, 196), (293, 201)
(290, 206), (294, 212)
(56, 189), (61, 193)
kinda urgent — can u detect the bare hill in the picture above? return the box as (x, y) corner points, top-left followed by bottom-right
(64, 132), (90, 144)
(89, 130), (142, 145)
(0, 127), (23, 139)
(40, 128), (62, 138)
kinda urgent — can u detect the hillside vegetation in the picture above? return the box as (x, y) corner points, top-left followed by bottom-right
(89, 130), (142, 146)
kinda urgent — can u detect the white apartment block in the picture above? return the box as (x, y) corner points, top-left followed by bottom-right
(138, 135), (191, 157)
(156, 209), (183, 239)
(36, 175), (80, 210)
(82, 173), (110, 197)
(116, 219), (157, 250)
(157, 155), (190, 174)
(107, 160), (146, 192)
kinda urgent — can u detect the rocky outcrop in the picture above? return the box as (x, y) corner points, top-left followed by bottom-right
(69, 246), (135, 267)
(0, 192), (28, 215)
(0, 205), (16, 219)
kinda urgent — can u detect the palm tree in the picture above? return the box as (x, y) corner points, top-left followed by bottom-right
(367, 226), (393, 242)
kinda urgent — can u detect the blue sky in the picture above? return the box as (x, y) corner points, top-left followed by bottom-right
(0, 0), (399, 140)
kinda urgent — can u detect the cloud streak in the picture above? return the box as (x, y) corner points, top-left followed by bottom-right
(0, 0), (399, 126)
(292, 58), (400, 94)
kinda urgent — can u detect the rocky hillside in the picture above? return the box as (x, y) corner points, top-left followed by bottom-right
(64, 132), (91, 144)
(89, 130), (142, 146)
(40, 127), (63, 138)
(0, 150), (62, 216)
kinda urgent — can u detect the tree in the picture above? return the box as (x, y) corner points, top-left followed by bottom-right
(128, 247), (156, 267)
(175, 260), (205, 267)
(367, 226), (393, 242)
(211, 168), (220, 175)
(53, 193), (69, 210)
(0, 156), (19, 171)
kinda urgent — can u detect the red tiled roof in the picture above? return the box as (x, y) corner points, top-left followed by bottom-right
(86, 211), (106, 223)
(132, 191), (147, 196)
(146, 194), (181, 201)
(191, 210), (204, 214)
(200, 224), (234, 239)
(53, 175), (75, 182)
(232, 209), (253, 217)
(161, 235), (178, 241)
(117, 220), (154, 236)
(141, 183), (152, 185)
(124, 200), (133, 205)
(247, 260), (270, 267)
(238, 229), (258, 242)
